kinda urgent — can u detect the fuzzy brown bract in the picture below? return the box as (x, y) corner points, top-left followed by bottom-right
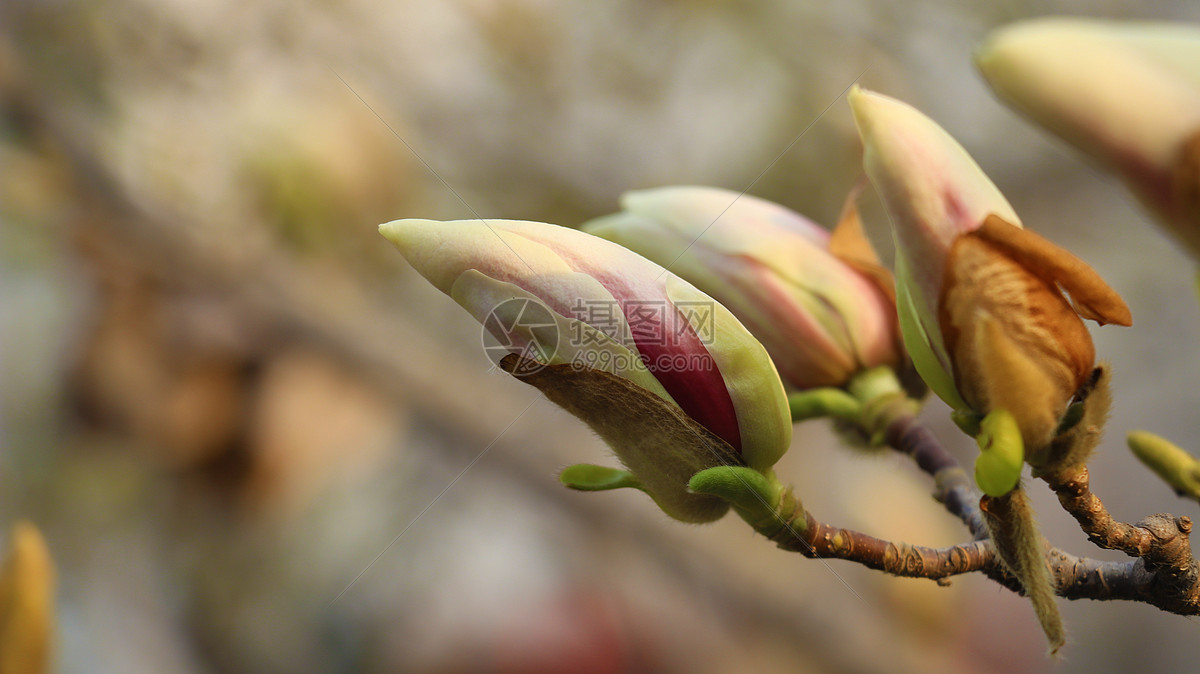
(938, 215), (1130, 455)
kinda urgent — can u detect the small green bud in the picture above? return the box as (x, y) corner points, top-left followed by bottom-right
(1127, 430), (1200, 499)
(974, 409), (1025, 497)
(559, 464), (642, 492)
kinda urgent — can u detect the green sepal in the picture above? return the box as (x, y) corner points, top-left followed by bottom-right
(788, 388), (862, 423)
(893, 253), (969, 411)
(952, 409), (983, 437)
(974, 409), (1025, 497)
(688, 466), (782, 530)
(559, 464), (643, 492)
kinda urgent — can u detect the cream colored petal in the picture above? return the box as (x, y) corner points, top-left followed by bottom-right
(977, 18), (1200, 179)
(379, 219), (571, 293)
(850, 86), (1020, 312)
(618, 186), (846, 289)
(619, 185), (830, 248)
(1112, 22), (1200, 91)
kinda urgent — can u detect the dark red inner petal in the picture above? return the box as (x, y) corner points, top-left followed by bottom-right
(496, 233), (745, 453)
(621, 300), (743, 453)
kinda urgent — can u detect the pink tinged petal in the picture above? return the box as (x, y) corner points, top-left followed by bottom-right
(750, 241), (899, 377)
(588, 186), (899, 388)
(587, 213), (854, 387)
(620, 186), (831, 248)
(381, 217), (746, 452)
(450, 271), (676, 403)
(619, 293), (744, 451)
(726, 260), (858, 387)
(849, 87), (1020, 300)
(505, 226), (745, 450)
(850, 87), (1020, 396)
(832, 281), (899, 374)
(976, 18), (1200, 218)
(585, 210), (848, 387)
(618, 187), (841, 290)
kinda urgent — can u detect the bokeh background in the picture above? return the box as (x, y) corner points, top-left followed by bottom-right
(2, 0), (1199, 672)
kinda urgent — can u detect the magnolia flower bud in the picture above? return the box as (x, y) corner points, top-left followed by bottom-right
(582, 186), (900, 390)
(0, 521), (54, 674)
(380, 218), (792, 521)
(850, 87), (1131, 457)
(976, 18), (1200, 255)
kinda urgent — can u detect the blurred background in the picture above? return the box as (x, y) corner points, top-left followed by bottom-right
(2, 0), (1199, 672)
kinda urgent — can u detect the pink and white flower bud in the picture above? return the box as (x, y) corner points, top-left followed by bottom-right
(977, 18), (1200, 254)
(851, 87), (1020, 410)
(583, 186), (900, 390)
(851, 87), (1130, 453)
(379, 218), (792, 471)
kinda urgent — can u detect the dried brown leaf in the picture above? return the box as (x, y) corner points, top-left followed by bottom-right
(975, 215), (1132, 327)
(829, 179), (896, 306)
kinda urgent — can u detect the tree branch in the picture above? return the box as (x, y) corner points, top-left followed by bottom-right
(1039, 464), (1200, 613)
(758, 491), (1199, 613)
(1041, 465), (1158, 556)
(770, 510), (998, 582)
(883, 412), (988, 539)
(806, 409), (1200, 614)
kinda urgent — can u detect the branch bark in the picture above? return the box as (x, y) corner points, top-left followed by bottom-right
(754, 485), (1200, 613)
(771, 510), (997, 581)
(780, 411), (1200, 614)
(884, 413), (988, 539)
(1040, 464), (1200, 614)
